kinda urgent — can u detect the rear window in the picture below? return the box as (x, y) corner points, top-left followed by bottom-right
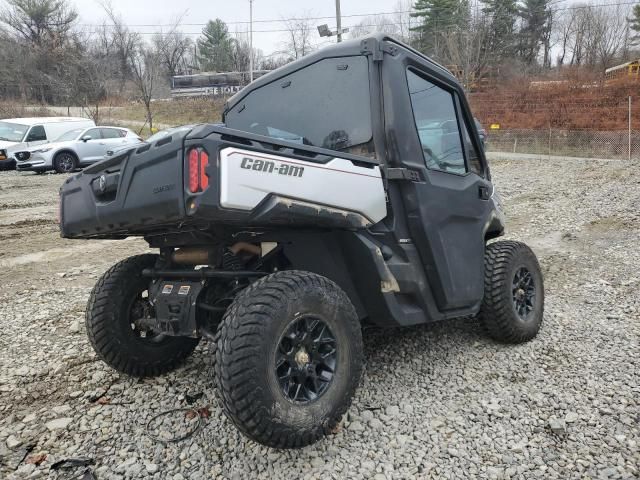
(225, 56), (373, 155)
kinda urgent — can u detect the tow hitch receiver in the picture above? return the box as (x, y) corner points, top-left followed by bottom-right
(149, 280), (204, 337)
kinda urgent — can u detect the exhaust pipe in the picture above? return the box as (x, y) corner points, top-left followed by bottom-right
(171, 242), (263, 265)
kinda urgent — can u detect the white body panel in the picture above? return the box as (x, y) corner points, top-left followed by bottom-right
(219, 147), (387, 224)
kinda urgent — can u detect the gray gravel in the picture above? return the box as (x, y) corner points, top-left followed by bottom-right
(0, 157), (638, 479)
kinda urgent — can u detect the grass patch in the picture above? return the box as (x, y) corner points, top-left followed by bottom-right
(113, 98), (226, 128)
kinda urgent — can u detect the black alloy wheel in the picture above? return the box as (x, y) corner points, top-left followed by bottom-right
(512, 266), (536, 320)
(275, 315), (337, 403)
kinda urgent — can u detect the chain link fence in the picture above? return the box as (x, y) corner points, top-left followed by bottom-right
(486, 129), (640, 160)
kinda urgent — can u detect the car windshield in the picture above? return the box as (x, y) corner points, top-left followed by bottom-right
(225, 56), (374, 155)
(56, 129), (84, 142)
(0, 122), (29, 142)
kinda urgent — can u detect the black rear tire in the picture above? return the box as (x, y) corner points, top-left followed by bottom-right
(214, 270), (363, 448)
(479, 240), (544, 343)
(86, 254), (200, 377)
(53, 152), (78, 174)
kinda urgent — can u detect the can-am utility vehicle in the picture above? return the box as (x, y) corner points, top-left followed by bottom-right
(60, 35), (544, 449)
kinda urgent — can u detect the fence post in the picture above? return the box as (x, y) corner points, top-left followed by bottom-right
(629, 96), (632, 162)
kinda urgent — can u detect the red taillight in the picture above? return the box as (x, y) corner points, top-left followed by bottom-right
(187, 148), (209, 193)
(200, 151), (209, 190)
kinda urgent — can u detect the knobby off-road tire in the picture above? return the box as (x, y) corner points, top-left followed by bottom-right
(86, 254), (199, 377)
(479, 240), (544, 343)
(214, 270), (364, 448)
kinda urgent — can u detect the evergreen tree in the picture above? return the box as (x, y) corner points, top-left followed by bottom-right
(482, 0), (518, 62)
(518, 0), (552, 66)
(630, 4), (640, 45)
(410, 0), (470, 58)
(197, 19), (234, 72)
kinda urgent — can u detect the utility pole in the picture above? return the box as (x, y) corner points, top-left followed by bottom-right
(335, 0), (342, 43)
(629, 96), (632, 161)
(249, 0), (254, 82)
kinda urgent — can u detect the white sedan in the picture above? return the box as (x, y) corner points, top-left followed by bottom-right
(15, 126), (142, 173)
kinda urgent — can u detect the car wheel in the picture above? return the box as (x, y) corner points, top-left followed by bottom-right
(479, 241), (545, 343)
(86, 254), (200, 377)
(214, 270), (364, 448)
(53, 152), (78, 174)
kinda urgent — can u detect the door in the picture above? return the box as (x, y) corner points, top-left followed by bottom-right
(75, 128), (106, 163)
(25, 125), (47, 147)
(402, 68), (493, 312)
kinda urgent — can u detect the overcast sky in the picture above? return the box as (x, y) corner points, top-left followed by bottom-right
(76, 0), (404, 56)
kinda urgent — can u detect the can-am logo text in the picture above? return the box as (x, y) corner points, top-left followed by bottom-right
(240, 157), (304, 178)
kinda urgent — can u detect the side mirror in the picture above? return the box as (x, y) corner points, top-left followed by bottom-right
(81, 135), (92, 142)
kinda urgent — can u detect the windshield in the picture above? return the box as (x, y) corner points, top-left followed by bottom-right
(0, 122), (29, 142)
(56, 128), (83, 142)
(225, 56), (374, 155)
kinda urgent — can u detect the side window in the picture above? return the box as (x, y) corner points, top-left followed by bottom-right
(407, 70), (466, 175)
(26, 125), (47, 142)
(460, 117), (483, 176)
(83, 128), (102, 140)
(100, 128), (124, 139)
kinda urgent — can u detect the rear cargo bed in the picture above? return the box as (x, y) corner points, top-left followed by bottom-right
(60, 124), (385, 240)
(60, 128), (189, 239)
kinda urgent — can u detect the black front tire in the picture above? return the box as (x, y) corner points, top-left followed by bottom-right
(53, 152), (78, 174)
(479, 240), (544, 343)
(214, 270), (364, 448)
(86, 254), (200, 377)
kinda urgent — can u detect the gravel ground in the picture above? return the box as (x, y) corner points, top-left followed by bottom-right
(0, 157), (638, 480)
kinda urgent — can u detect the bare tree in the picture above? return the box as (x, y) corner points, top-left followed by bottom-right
(554, 8), (576, 66)
(101, 1), (139, 92)
(440, 10), (492, 90)
(260, 54), (290, 70)
(350, 15), (399, 39)
(590, 4), (631, 68)
(392, 0), (415, 43)
(129, 43), (160, 131)
(281, 14), (314, 60)
(230, 28), (262, 73)
(556, 2), (632, 69)
(153, 31), (193, 77)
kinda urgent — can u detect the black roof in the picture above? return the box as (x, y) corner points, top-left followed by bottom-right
(224, 34), (457, 115)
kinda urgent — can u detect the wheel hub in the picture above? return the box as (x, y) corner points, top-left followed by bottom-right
(129, 292), (166, 343)
(275, 315), (337, 403)
(295, 349), (310, 366)
(512, 267), (536, 320)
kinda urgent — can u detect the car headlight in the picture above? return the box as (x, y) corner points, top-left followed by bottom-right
(33, 147), (52, 153)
